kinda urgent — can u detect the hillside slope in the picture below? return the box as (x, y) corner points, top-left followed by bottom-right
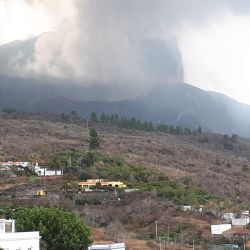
(0, 115), (250, 203)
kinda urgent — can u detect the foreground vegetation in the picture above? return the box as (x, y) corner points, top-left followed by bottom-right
(1, 207), (91, 250)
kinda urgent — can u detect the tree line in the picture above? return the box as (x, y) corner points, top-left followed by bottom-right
(90, 112), (202, 135)
(223, 133), (238, 150)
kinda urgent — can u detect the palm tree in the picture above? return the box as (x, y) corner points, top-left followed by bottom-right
(29, 153), (40, 171)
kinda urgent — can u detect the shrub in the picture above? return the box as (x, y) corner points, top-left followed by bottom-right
(13, 207), (92, 250)
(241, 164), (249, 172)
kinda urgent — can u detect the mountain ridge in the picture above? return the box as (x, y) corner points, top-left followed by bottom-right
(1, 37), (250, 137)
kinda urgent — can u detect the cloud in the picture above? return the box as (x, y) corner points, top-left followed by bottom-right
(1, 0), (183, 99)
(3, 0), (250, 102)
(10, 0), (184, 98)
(177, 12), (250, 105)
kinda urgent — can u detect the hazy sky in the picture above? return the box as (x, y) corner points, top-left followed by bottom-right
(1, 0), (250, 104)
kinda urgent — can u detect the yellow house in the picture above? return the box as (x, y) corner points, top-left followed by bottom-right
(78, 179), (126, 189)
(36, 190), (47, 196)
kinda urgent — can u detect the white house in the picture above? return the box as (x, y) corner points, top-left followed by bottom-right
(0, 219), (41, 250)
(241, 210), (249, 216)
(232, 218), (250, 227)
(0, 162), (30, 168)
(211, 224), (232, 235)
(181, 205), (192, 211)
(219, 212), (236, 222)
(35, 165), (63, 176)
(88, 243), (125, 250)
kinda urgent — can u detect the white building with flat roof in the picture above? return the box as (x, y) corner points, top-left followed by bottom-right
(232, 217), (250, 227)
(0, 219), (41, 250)
(0, 162), (30, 168)
(211, 224), (232, 235)
(35, 166), (63, 176)
(88, 243), (125, 250)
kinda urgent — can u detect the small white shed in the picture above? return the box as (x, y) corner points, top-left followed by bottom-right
(211, 224), (232, 235)
(88, 243), (125, 250)
(232, 218), (250, 227)
(181, 205), (192, 211)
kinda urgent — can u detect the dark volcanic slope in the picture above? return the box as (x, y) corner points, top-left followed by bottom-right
(32, 83), (250, 137)
(0, 37), (250, 136)
(1, 79), (250, 136)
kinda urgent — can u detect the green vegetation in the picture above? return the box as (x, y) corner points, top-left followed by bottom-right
(90, 112), (98, 122)
(12, 207), (91, 250)
(198, 136), (209, 143)
(49, 149), (100, 181)
(1, 107), (18, 119)
(60, 110), (81, 123)
(75, 197), (101, 206)
(10, 165), (37, 177)
(215, 199), (236, 211)
(241, 164), (249, 172)
(169, 225), (182, 241)
(132, 181), (212, 205)
(63, 181), (79, 191)
(223, 134), (238, 150)
(2, 107), (17, 114)
(90, 112), (202, 135)
(53, 150), (212, 205)
(95, 155), (212, 205)
(88, 127), (101, 150)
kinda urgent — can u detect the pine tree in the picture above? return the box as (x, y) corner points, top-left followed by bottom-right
(90, 112), (98, 122)
(88, 128), (101, 150)
(100, 113), (106, 122)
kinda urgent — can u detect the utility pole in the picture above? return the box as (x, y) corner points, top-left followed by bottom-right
(167, 224), (170, 242)
(155, 220), (158, 240)
(181, 223), (183, 245)
(193, 239), (195, 250)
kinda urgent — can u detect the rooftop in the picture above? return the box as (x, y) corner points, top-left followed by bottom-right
(223, 227), (250, 236)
